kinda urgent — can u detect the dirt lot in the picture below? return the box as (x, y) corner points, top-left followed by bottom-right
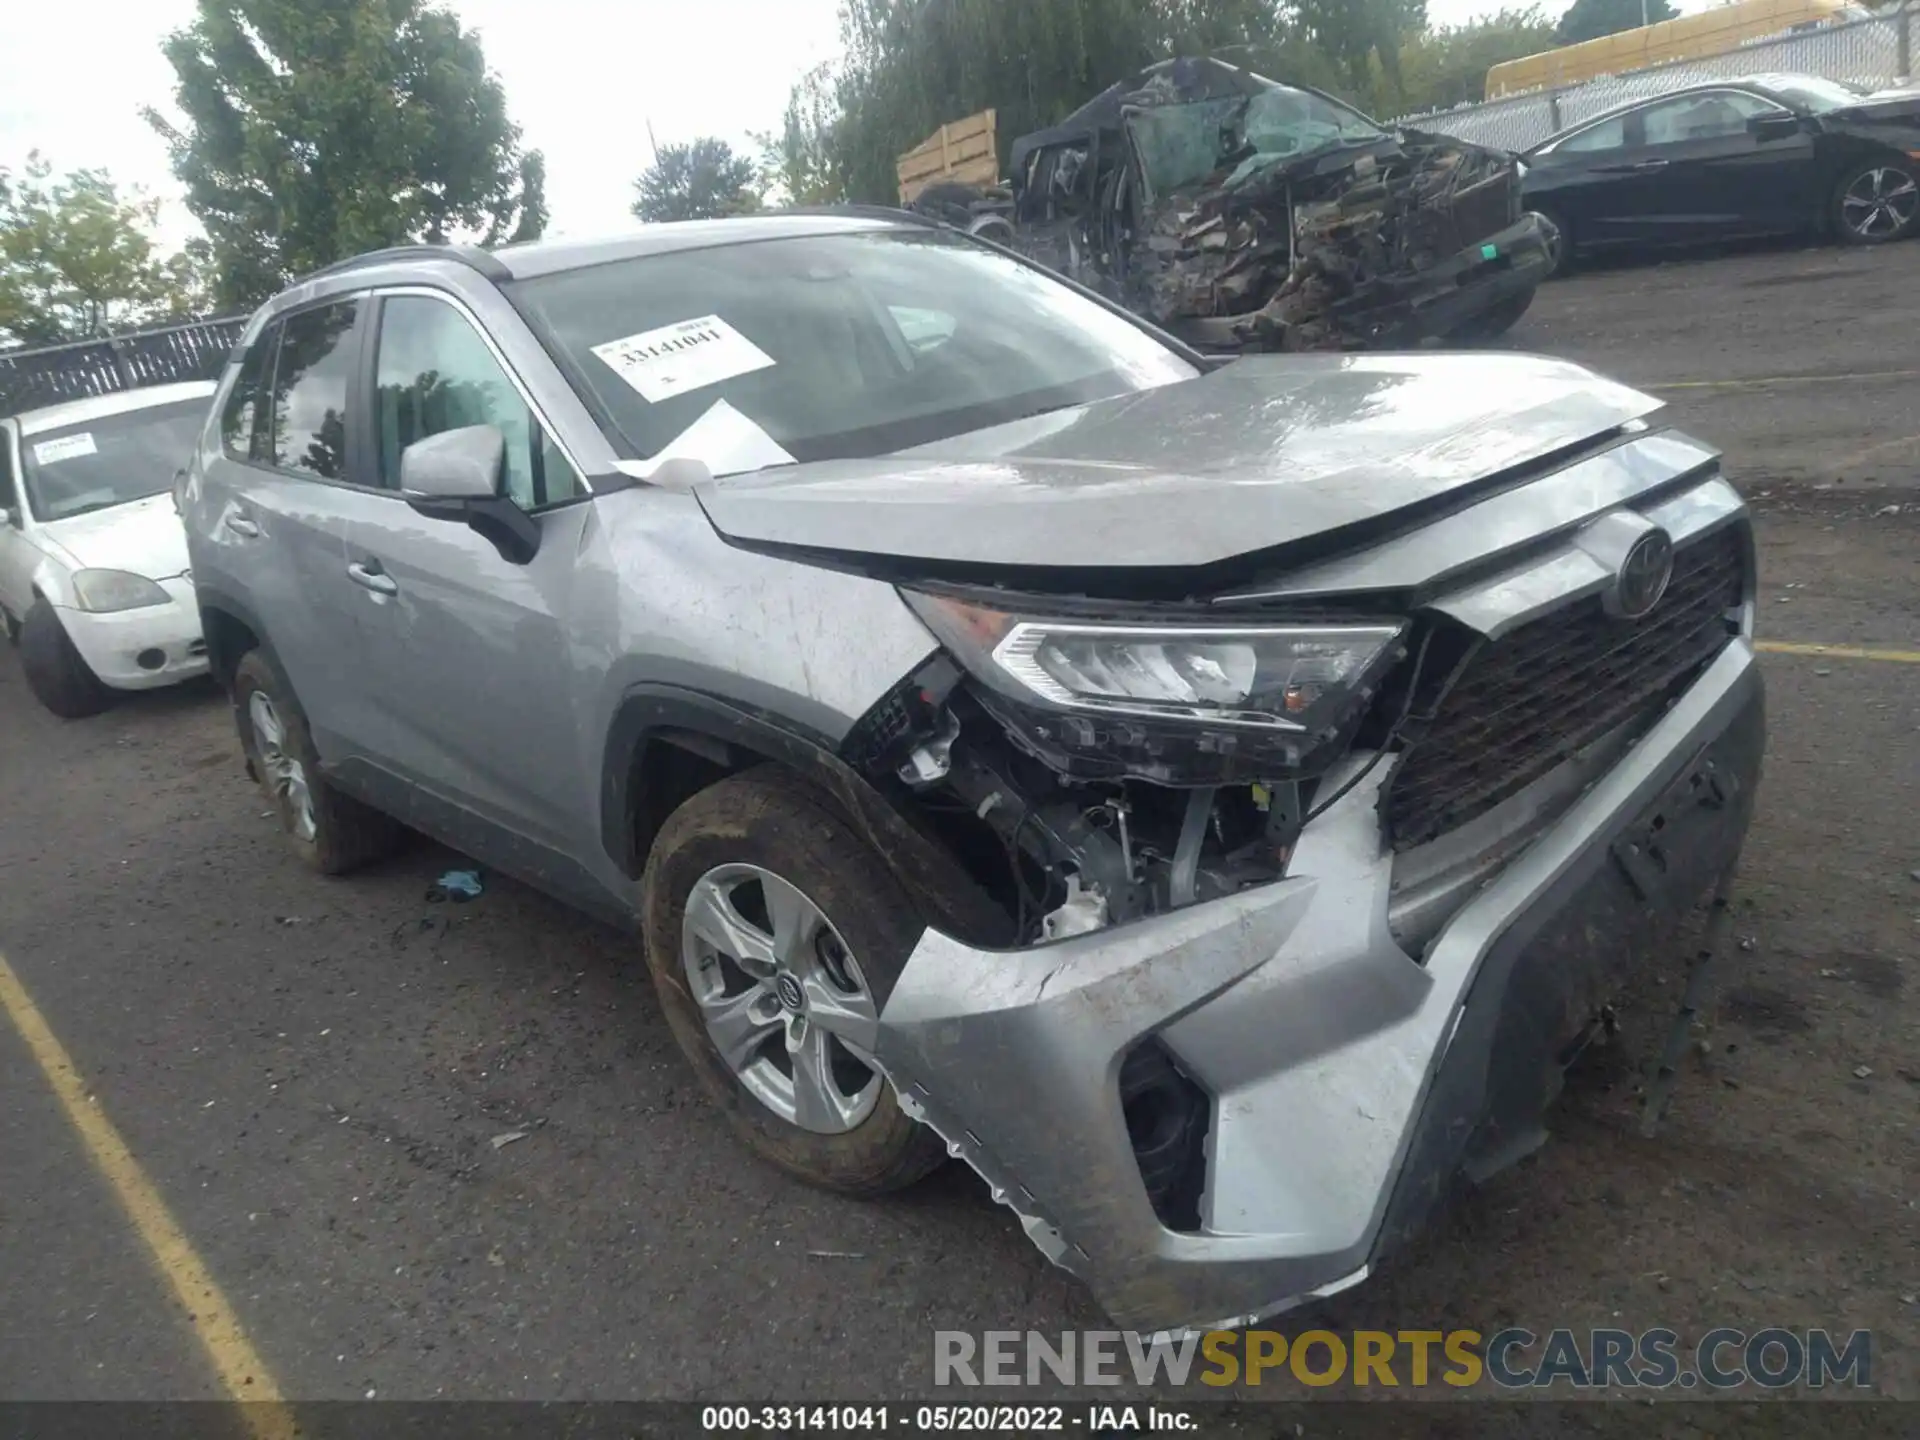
(1, 240), (1915, 1419)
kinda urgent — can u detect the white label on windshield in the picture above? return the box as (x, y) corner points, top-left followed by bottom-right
(33, 432), (98, 465)
(590, 315), (775, 404)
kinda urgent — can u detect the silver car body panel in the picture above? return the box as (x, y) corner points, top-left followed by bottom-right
(691, 352), (1661, 571)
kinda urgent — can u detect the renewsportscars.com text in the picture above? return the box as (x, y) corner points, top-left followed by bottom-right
(933, 1327), (1872, 1391)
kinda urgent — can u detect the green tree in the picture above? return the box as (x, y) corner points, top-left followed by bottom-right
(752, 65), (848, 206)
(632, 138), (763, 222)
(0, 153), (208, 347)
(1556, 0), (1677, 46)
(144, 0), (547, 311)
(1292, 0), (1427, 97)
(1390, 7), (1560, 114)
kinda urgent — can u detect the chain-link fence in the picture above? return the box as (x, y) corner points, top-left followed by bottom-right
(0, 315), (247, 416)
(1393, 4), (1914, 153)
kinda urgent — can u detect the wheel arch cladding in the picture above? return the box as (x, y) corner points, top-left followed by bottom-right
(600, 684), (1015, 947)
(194, 592), (267, 692)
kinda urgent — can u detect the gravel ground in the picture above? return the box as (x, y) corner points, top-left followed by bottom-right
(0, 239), (1915, 1421)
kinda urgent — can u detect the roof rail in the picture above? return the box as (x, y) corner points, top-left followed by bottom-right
(1, 313), (248, 416)
(294, 242), (512, 286)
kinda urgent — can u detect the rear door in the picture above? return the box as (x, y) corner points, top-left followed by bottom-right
(1525, 108), (1649, 248)
(198, 298), (385, 757)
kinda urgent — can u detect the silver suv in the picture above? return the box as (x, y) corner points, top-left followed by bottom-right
(178, 212), (1763, 1334)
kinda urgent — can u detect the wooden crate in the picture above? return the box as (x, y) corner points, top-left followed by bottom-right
(896, 109), (1000, 203)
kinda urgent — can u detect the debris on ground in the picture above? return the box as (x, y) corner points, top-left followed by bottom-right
(490, 1130), (528, 1150)
(427, 868), (484, 903)
(807, 1249), (867, 1259)
(1853, 1066), (1874, 1079)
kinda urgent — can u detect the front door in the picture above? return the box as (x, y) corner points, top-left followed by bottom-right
(0, 425), (35, 622)
(329, 289), (597, 889)
(1619, 90), (1818, 241)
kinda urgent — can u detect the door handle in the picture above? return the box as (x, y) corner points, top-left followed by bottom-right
(224, 513), (260, 538)
(346, 561), (399, 596)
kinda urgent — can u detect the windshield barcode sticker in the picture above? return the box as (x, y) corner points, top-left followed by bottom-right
(590, 316), (776, 404)
(33, 433), (98, 465)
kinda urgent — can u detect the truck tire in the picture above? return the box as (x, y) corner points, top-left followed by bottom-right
(641, 767), (946, 1197)
(233, 650), (401, 875)
(19, 599), (112, 719)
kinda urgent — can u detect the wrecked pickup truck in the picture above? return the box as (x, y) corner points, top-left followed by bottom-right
(913, 56), (1555, 352)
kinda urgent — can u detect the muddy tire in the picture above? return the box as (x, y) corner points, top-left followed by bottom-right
(19, 599), (112, 719)
(233, 650), (400, 875)
(641, 767), (945, 1197)
(1448, 287), (1536, 344)
(1832, 157), (1920, 245)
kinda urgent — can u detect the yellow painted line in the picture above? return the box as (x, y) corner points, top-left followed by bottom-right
(0, 951), (296, 1439)
(1757, 641), (1920, 664)
(1650, 369), (1920, 391)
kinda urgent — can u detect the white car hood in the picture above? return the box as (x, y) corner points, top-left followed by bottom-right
(36, 493), (192, 579)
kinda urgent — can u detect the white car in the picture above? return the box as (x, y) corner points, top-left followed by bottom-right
(0, 381), (214, 717)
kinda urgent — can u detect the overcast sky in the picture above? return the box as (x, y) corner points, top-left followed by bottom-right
(3, 0), (1720, 246)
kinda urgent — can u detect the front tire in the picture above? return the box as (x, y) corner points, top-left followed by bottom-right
(19, 599), (112, 718)
(1833, 158), (1920, 245)
(641, 768), (945, 1197)
(233, 650), (399, 874)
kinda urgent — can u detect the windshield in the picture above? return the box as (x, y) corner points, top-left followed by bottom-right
(1757, 75), (1867, 113)
(510, 228), (1195, 470)
(21, 399), (206, 523)
(1127, 86), (1386, 197)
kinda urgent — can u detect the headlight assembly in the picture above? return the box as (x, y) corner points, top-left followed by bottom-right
(71, 569), (172, 613)
(904, 590), (1409, 784)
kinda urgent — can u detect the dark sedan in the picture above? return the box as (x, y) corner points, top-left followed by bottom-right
(1520, 72), (1920, 268)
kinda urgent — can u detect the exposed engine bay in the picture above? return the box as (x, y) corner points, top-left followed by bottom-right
(912, 55), (1548, 354)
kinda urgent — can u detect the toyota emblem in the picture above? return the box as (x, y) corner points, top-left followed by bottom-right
(1612, 528), (1674, 619)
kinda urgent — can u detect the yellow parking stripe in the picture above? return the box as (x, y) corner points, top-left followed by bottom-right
(0, 951), (296, 1438)
(1651, 369), (1920, 391)
(1757, 641), (1920, 664)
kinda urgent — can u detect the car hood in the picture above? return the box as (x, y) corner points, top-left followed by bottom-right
(35, 493), (192, 579)
(693, 352), (1661, 575)
(1829, 87), (1920, 127)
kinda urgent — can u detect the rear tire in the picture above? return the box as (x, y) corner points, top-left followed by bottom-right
(1448, 287), (1536, 344)
(233, 650), (400, 875)
(19, 599), (112, 719)
(641, 767), (946, 1197)
(1832, 158), (1920, 245)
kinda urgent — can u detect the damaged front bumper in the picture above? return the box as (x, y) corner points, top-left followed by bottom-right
(1367, 211), (1554, 347)
(873, 639), (1763, 1335)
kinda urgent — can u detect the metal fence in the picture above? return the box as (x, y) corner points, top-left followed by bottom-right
(0, 315), (247, 417)
(1393, 4), (1915, 153)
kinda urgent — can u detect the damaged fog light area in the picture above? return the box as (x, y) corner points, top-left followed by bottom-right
(842, 593), (1418, 946)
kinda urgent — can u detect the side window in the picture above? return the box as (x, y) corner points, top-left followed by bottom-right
(1558, 114), (1630, 154)
(269, 302), (360, 479)
(221, 325), (276, 462)
(1641, 92), (1781, 146)
(373, 294), (583, 508)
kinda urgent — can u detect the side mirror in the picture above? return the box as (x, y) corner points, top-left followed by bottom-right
(399, 424), (504, 499)
(400, 424), (541, 565)
(1749, 113), (1801, 141)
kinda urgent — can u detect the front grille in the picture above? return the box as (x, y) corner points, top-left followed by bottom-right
(1385, 525), (1746, 851)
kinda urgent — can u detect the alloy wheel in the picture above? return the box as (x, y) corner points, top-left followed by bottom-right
(249, 690), (316, 842)
(680, 863), (882, 1134)
(1841, 166), (1918, 240)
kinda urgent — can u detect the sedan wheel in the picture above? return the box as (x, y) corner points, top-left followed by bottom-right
(1836, 161), (1920, 244)
(249, 689), (318, 843)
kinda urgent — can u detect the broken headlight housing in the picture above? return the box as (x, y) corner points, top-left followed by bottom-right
(905, 590), (1407, 785)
